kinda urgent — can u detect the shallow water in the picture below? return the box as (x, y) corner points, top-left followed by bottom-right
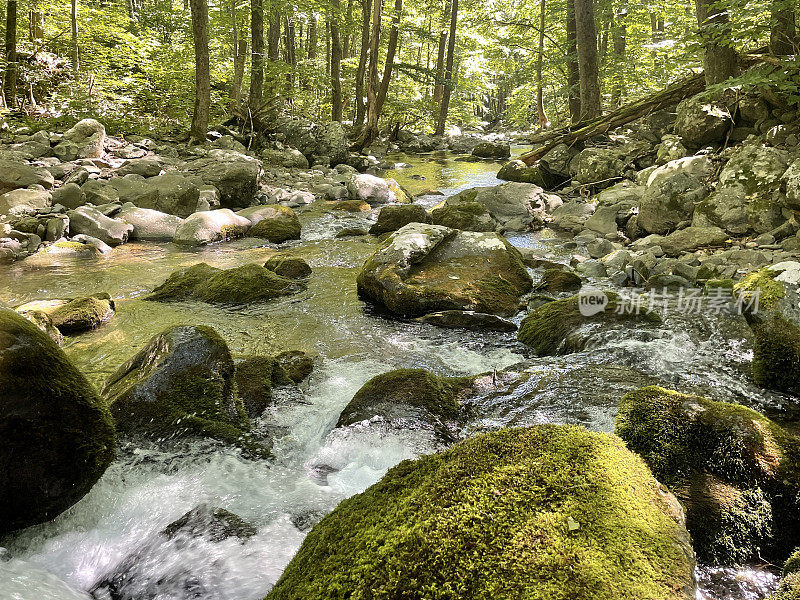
(0, 151), (784, 599)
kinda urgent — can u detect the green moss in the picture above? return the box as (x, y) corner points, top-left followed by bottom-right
(535, 268), (583, 293)
(752, 316), (800, 394)
(337, 368), (474, 429)
(146, 263), (299, 306)
(235, 355), (294, 418)
(267, 425), (695, 600)
(769, 572), (800, 600)
(146, 263), (221, 302)
(786, 549), (800, 577)
(51, 240), (95, 252)
(264, 256), (312, 279)
(331, 199), (371, 212)
(248, 207), (301, 243)
(0, 309), (116, 533)
(517, 292), (659, 356)
(616, 386), (800, 563)
(703, 279), (734, 294)
(734, 268), (786, 311)
(50, 293), (115, 333)
(429, 201), (495, 232)
(275, 350), (314, 383)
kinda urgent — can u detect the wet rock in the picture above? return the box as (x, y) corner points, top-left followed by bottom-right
(173, 208), (250, 245)
(0, 161), (55, 195)
(47, 293), (115, 333)
(638, 171), (708, 235)
(246, 206), (301, 243)
(369, 204), (430, 234)
(534, 267), (582, 293)
(584, 205), (619, 236)
(416, 310), (517, 332)
(517, 291), (660, 355)
(53, 118), (106, 161)
(0, 309), (115, 534)
(356, 223), (532, 317)
(264, 255), (311, 279)
(68, 205), (133, 246)
(146, 262), (300, 305)
(550, 201), (595, 234)
(428, 200), (495, 231)
(90, 504), (256, 600)
(118, 203), (184, 241)
(102, 325), (263, 451)
(16, 309), (64, 345)
(269, 425), (695, 600)
(274, 350), (314, 384)
(337, 368), (473, 440)
(235, 355), (294, 418)
(471, 140), (510, 159)
(674, 95), (732, 147)
(616, 385), (800, 564)
(0, 188), (51, 216)
(632, 226), (728, 257)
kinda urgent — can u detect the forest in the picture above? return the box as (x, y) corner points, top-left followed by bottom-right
(5, 0), (800, 600)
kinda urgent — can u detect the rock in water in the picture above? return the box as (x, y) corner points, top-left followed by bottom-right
(245, 205), (301, 243)
(336, 369), (474, 441)
(146, 263), (300, 305)
(0, 308), (115, 534)
(356, 223), (532, 317)
(68, 206), (134, 246)
(267, 425), (696, 600)
(101, 325), (264, 453)
(369, 204), (430, 235)
(49, 293), (115, 333)
(616, 386), (800, 565)
(90, 504), (256, 600)
(263, 255), (311, 279)
(172, 209), (251, 246)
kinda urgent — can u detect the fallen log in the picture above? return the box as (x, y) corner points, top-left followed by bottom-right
(518, 72), (707, 164)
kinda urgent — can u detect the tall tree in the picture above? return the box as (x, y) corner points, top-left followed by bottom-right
(434, 0), (457, 135)
(268, 10), (280, 60)
(71, 0), (79, 71)
(353, 0), (372, 129)
(231, 0), (247, 105)
(189, 0), (211, 140)
(432, 1), (449, 109)
(573, 0), (601, 120)
(4, 0), (17, 108)
(695, 0), (737, 85)
(566, 0), (581, 124)
(375, 0), (402, 116)
(535, 0), (547, 128)
(611, 6), (626, 106)
(249, 0), (264, 109)
(770, 0), (796, 55)
(330, 0), (343, 121)
(307, 12), (318, 60)
(357, 0), (382, 147)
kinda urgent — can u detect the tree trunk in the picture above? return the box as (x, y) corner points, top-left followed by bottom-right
(268, 10), (280, 60)
(432, 1), (449, 108)
(611, 6), (626, 106)
(71, 0), (79, 71)
(285, 15), (296, 90)
(342, 0), (354, 58)
(189, 0), (211, 141)
(232, 40), (247, 104)
(535, 0), (547, 128)
(307, 12), (317, 59)
(354, 0), (372, 129)
(434, 0), (457, 136)
(4, 0), (17, 109)
(574, 0), (601, 120)
(249, 0), (264, 109)
(770, 0), (796, 55)
(566, 0), (581, 124)
(375, 0), (402, 116)
(330, 0), (343, 121)
(357, 0), (382, 147)
(695, 0), (737, 85)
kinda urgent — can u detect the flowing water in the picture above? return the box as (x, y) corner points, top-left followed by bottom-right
(0, 151), (786, 600)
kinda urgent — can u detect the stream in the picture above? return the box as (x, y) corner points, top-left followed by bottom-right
(0, 150), (786, 600)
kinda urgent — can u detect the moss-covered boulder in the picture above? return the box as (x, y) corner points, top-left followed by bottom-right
(0, 309), (116, 534)
(428, 200), (496, 231)
(337, 369), (474, 440)
(267, 425), (696, 600)
(616, 386), (800, 564)
(274, 350), (314, 383)
(264, 255), (312, 279)
(370, 204), (430, 235)
(534, 267), (582, 293)
(750, 316), (800, 395)
(356, 223), (532, 317)
(50, 293), (115, 334)
(17, 309), (64, 345)
(517, 292), (659, 355)
(101, 325), (267, 455)
(768, 548), (800, 599)
(146, 263), (301, 305)
(235, 355), (295, 418)
(247, 205), (301, 243)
